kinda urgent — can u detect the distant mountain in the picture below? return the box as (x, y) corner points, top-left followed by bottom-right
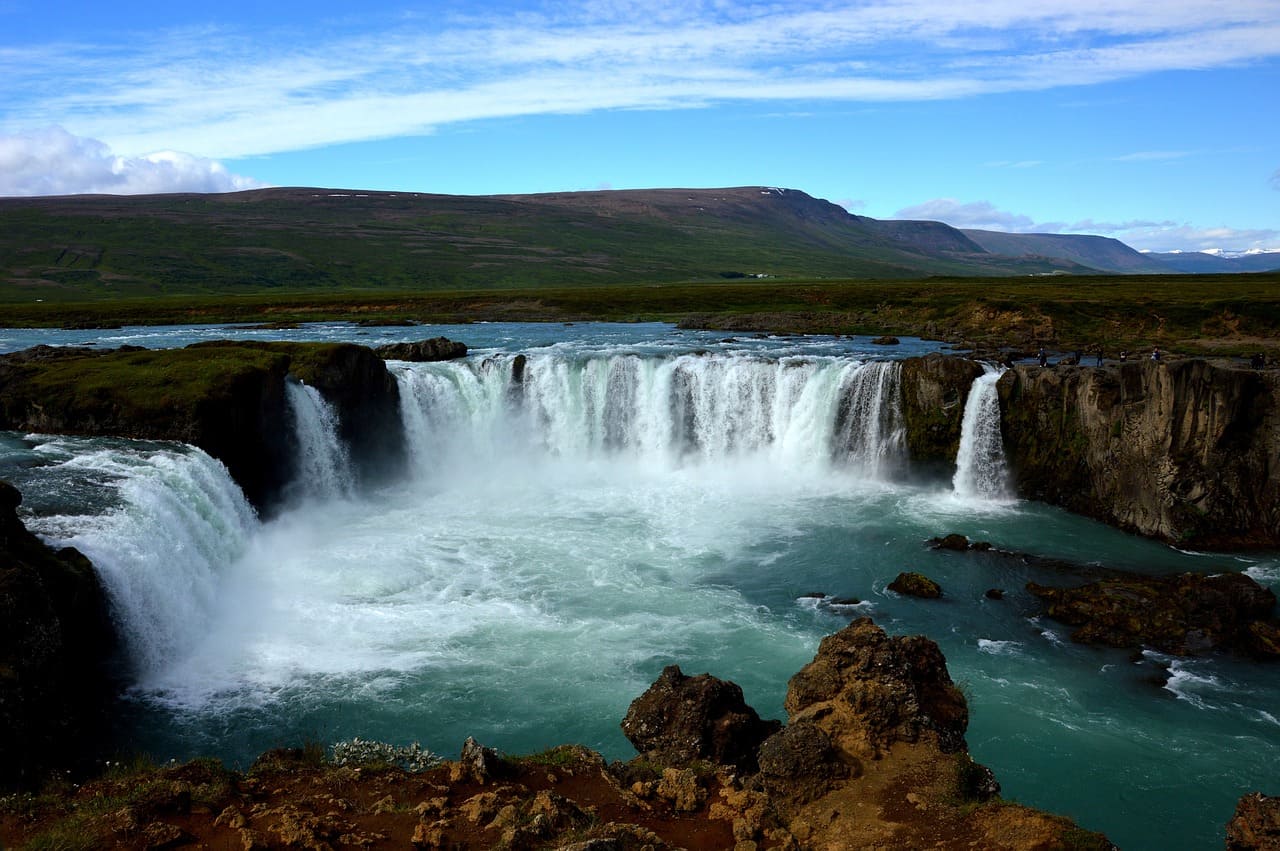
(960, 230), (1172, 274)
(1147, 251), (1280, 274)
(0, 186), (1104, 300)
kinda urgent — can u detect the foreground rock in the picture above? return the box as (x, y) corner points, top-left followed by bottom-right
(999, 360), (1280, 547)
(621, 665), (781, 772)
(1028, 571), (1279, 658)
(1227, 793), (1280, 850)
(0, 481), (116, 789)
(374, 337), (468, 361)
(0, 341), (403, 511)
(1, 618), (1114, 849)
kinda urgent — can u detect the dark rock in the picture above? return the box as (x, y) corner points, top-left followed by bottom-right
(755, 721), (848, 806)
(374, 337), (467, 361)
(620, 665), (781, 772)
(0, 480), (117, 789)
(785, 617), (969, 758)
(888, 572), (943, 599)
(954, 753), (1001, 802)
(357, 318), (416, 327)
(1027, 571), (1278, 657)
(985, 588), (1005, 600)
(456, 736), (507, 784)
(1226, 792), (1280, 850)
(998, 361), (1280, 547)
(930, 533), (972, 551)
(870, 336), (900, 345)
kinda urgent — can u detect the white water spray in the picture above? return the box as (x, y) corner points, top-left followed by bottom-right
(953, 366), (1009, 499)
(286, 380), (355, 501)
(25, 444), (257, 677)
(394, 353), (905, 478)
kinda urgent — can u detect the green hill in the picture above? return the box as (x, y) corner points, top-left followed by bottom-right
(0, 186), (1093, 302)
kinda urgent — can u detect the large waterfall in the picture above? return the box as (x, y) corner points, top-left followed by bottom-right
(952, 366), (1010, 500)
(393, 353), (905, 477)
(3, 327), (1276, 851)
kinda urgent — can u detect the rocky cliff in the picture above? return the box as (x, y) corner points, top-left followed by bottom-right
(998, 360), (1280, 547)
(0, 481), (116, 789)
(0, 341), (404, 511)
(900, 354), (985, 473)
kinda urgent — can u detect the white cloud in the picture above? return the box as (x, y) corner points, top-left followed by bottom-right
(893, 197), (1280, 253)
(1112, 150), (1191, 162)
(0, 127), (266, 196)
(2, 1), (1278, 159)
(893, 198), (1037, 231)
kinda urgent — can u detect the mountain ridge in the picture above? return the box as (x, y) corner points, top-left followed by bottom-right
(0, 185), (1249, 301)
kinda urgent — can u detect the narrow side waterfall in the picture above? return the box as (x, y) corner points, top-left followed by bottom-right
(23, 444), (257, 677)
(953, 366), (1010, 499)
(393, 353), (906, 477)
(286, 380), (355, 501)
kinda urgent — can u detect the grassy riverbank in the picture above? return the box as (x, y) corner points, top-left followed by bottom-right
(3, 273), (1278, 355)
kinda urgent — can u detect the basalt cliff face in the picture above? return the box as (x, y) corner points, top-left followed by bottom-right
(998, 360), (1280, 547)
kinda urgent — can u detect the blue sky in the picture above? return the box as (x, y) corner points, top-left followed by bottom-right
(1, 0), (1278, 253)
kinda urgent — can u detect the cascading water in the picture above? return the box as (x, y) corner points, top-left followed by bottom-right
(952, 366), (1010, 500)
(285, 379), (355, 501)
(3, 325), (1277, 851)
(17, 441), (256, 678)
(393, 353), (905, 476)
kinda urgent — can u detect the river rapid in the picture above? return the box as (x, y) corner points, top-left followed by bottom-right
(2, 321), (1276, 850)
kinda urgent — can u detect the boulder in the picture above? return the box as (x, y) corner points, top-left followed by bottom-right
(621, 665), (781, 772)
(784, 617), (969, 758)
(888, 572), (943, 599)
(1227, 792), (1280, 850)
(1027, 571), (1278, 657)
(870, 336), (899, 345)
(755, 721), (848, 805)
(375, 337), (467, 362)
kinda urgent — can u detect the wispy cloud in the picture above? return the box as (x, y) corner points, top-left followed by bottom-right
(1112, 150), (1192, 162)
(894, 197), (1279, 252)
(2, 1), (1278, 159)
(984, 160), (1043, 169)
(0, 127), (266, 196)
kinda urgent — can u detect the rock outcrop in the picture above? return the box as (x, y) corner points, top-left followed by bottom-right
(1028, 571), (1279, 658)
(998, 360), (1280, 547)
(375, 337), (468, 362)
(888, 571), (944, 598)
(0, 341), (404, 511)
(0, 481), (116, 789)
(1227, 792), (1280, 850)
(620, 664), (781, 772)
(900, 354), (985, 473)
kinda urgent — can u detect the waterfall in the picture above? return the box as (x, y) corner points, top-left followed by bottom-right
(24, 444), (257, 677)
(832, 360), (905, 478)
(953, 366), (1010, 499)
(394, 353), (904, 478)
(286, 380), (355, 501)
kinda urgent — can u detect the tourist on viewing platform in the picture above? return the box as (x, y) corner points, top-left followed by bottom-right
(1151, 347), (1161, 362)
(1038, 347), (1048, 367)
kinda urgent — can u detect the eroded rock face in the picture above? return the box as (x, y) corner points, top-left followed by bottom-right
(900, 354), (985, 473)
(620, 665), (781, 771)
(375, 337), (468, 362)
(0, 481), (116, 788)
(1028, 571), (1278, 658)
(1226, 792), (1280, 851)
(784, 617), (968, 758)
(999, 360), (1280, 547)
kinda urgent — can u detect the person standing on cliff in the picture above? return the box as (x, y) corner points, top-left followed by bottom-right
(1038, 347), (1047, 367)
(1151, 347), (1161, 362)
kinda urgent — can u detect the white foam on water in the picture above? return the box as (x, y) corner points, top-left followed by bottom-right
(978, 638), (1023, 656)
